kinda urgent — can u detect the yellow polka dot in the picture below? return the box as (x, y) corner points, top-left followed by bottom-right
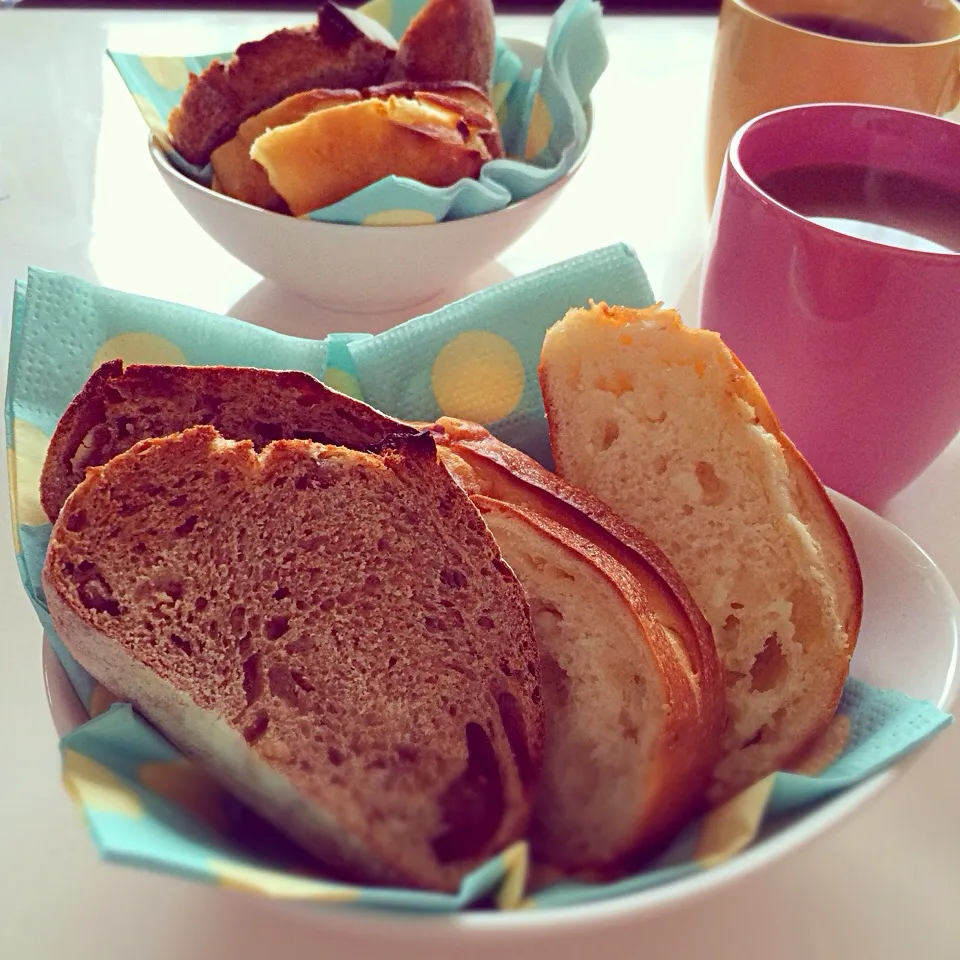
(131, 93), (172, 151)
(363, 208), (437, 226)
(432, 332), (525, 424)
(524, 93), (553, 160)
(62, 749), (144, 818)
(209, 858), (359, 901)
(88, 684), (120, 719)
(788, 715), (851, 776)
(323, 367), (362, 400)
(695, 774), (775, 869)
(93, 333), (187, 370)
(140, 758), (229, 833)
(495, 840), (530, 911)
(358, 0), (393, 28)
(139, 56), (189, 91)
(491, 80), (511, 116)
(9, 419), (50, 528)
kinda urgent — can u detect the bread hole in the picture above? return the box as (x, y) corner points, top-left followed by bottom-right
(264, 616), (289, 640)
(285, 635), (310, 655)
(169, 634), (192, 656)
(267, 665), (299, 706)
(731, 601), (744, 610)
(132, 541), (147, 554)
(319, 597), (335, 613)
(594, 369), (633, 396)
(477, 615), (494, 630)
(695, 461), (728, 506)
(291, 670), (314, 693)
(272, 476), (288, 488)
(376, 536), (389, 551)
(153, 576), (183, 601)
(652, 455), (668, 476)
(530, 600), (563, 637)
(499, 659), (512, 677)
(242, 712), (269, 744)
(242, 653), (262, 706)
(174, 515), (198, 536)
(598, 419), (620, 452)
(168, 494), (187, 508)
(271, 586), (289, 601)
(215, 469), (230, 484)
(681, 504), (694, 516)
(65, 509), (87, 532)
(645, 410), (667, 423)
(750, 635), (788, 693)
(448, 704), (458, 717)
(229, 605), (246, 635)
(540, 653), (571, 709)
(619, 707), (640, 743)
(387, 656), (398, 669)
(364, 574), (381, 592)
(75, 572), (123, 617)
(424, 615), (444, 632)
(720, 614), (741, 646)
(497, 691), (534, 788)
(431, 722), (505, 864)
(396, 744), (419, 763)
(194, 596), (208, 612)
(440, 568), (468, 589)
(327, 747), (345, 767)
(254, 421), (284, 442)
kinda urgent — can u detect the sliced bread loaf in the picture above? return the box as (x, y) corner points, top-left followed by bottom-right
(426, 418), (725, 870)
(42, 426), (544, 891)
(539, 303), (862, 801)
(39, 361), (417, 522)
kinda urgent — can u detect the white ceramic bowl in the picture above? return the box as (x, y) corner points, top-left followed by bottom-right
(150, 38), (592, 314)
(42, 491), (959, 940)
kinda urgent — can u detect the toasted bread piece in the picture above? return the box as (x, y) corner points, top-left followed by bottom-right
(211, 88), (363, 210)
(474, 495), (714, 871)
(42, 426), (544, 892)
(539, 303), (863, 801)
(387, 0), (496, 92)
(168, 2), (397, 165)
(39, 361), (418, 523)
(212, 82), (501, 212)
(250, 91), (493, 216)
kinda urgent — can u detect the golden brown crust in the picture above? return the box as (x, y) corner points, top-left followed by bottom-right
(211, 81), (502, 212)
(168, 3), (397, 165)
(386, 0), (496, 92)
(249, 90), (496, 216)
(39, 362), (418, 523)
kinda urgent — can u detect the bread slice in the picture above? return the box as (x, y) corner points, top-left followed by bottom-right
(42, 426), (544, 892)
(539, 303), (863, 801)
(211, 88), (364, 211)
(387, 0), (496, 93)
(425, 418), (725, 870)
(250, 89), (495, 216)
(39, 361), (418, 523)
(167, 2), (397, 165)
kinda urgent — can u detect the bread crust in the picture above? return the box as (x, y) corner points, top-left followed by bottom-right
(43, 426), (544, 891)
(39, 361), (419, 523)
(168, 2), (397, 165)
(386, 0), (496, 92)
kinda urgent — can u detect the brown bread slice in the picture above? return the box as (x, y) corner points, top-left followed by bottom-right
(42, 426), (544, 892)
(167, 2), (397, 165)
(539, 303), (863, 802)
(39, 361), (418, 523)
(386, 0), (496, 92)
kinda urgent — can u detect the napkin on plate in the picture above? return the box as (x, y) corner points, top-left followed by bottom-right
(6, 244), (953, 913)
(107, 0), (606, 225)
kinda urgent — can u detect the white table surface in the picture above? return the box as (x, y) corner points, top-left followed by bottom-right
(1, 8), (958, 960)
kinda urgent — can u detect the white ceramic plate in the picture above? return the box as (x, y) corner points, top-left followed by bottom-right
(42, 490), (959, 937)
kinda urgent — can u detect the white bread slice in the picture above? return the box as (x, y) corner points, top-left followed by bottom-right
(539, 303), (862, 801)
(424, 418), (725, 870)
(42, 426), (544, 891)
(474, 496), (711, 871)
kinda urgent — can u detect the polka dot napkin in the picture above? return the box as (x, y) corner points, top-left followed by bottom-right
(107, 0), (605, 225)
(5, 245), (952, 913)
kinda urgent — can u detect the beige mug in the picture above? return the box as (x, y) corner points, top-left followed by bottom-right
(705, 0), (960, 209)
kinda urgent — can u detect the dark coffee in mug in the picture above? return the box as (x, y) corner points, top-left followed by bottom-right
(774, 13), (916, 44)
(756, 163), (960, 253)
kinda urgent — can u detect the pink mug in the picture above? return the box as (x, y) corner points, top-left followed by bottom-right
(700, 102), (960, 511)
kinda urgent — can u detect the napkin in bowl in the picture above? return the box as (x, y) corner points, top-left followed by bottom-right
(108, 0), (605, 225)
(6, 245), (953, 913)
